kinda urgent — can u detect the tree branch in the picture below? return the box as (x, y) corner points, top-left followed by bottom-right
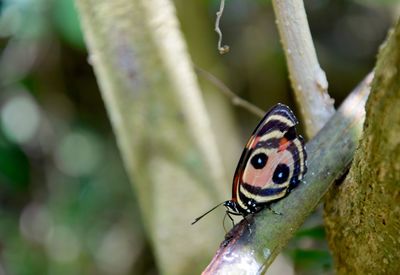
(324, 20), (400, 274)
(75, 0), (228, 274)
(272, 0), (335, 137)
(195, 66), (265, 118)
(203, 73), (373, 274)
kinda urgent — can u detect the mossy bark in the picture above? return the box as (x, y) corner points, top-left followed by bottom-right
(324, 20), (400, 274)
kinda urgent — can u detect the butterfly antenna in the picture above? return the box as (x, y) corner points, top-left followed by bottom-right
(191, 202), (225, 225)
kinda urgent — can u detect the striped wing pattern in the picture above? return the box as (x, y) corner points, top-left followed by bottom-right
(230, 103), (307, 215)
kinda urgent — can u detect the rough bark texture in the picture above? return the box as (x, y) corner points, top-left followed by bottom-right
(324, 20), (400, 274)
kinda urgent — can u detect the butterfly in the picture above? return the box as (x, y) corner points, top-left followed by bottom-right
(192, 103), (307, 224)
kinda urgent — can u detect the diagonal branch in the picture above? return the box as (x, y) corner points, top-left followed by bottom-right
(195, 66), (265, 118)
(202, 73), (373, 274)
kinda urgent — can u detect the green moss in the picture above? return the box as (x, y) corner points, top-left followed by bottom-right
(324, 20), (400, 274)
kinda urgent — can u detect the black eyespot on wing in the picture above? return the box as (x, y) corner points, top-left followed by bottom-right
(250, 153), (268, 169)
(272, 163), (290, 184)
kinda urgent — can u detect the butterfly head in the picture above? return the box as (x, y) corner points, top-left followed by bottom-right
(223, 200), (238, 212)
(225, 198), (259, 215)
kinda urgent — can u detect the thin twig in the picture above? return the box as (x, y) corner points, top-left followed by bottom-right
(215, 0), (230, 54)
(195, 66), (265, 118)
(272, 0), (335, 138)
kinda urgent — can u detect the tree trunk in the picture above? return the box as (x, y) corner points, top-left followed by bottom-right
(324, 20), (400, 274)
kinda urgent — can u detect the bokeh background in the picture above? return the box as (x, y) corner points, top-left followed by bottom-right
(0, 0), (398, 274)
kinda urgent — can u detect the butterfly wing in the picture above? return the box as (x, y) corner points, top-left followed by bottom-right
(231, 103), (307, 214)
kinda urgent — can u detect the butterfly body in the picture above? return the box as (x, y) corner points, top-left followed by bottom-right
(226, 103), (307, 217)
(192, 103), (307, 225)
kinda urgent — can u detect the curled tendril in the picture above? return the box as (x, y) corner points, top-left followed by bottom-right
(215, 0), (230, 55)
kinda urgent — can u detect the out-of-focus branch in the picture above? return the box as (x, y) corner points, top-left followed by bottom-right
(195, 66), (265, 118)
(272, 0), (335, 138)
(75, 0), (228, 274)
(202, 74), (373, 274)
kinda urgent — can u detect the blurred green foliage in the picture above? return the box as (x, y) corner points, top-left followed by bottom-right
(0, 0), (397, 274)
(0, 133), (30, 190)
(289, 224), (332, 274)
(53, 0), (85, 50)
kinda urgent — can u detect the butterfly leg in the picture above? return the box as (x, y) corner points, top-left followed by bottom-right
(222, 212), (235, 233)
(225, 210), (244, 225)
(226, 211), (240, 227)
(242, 215), (253, 234)
(227, 211), (253, 234)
